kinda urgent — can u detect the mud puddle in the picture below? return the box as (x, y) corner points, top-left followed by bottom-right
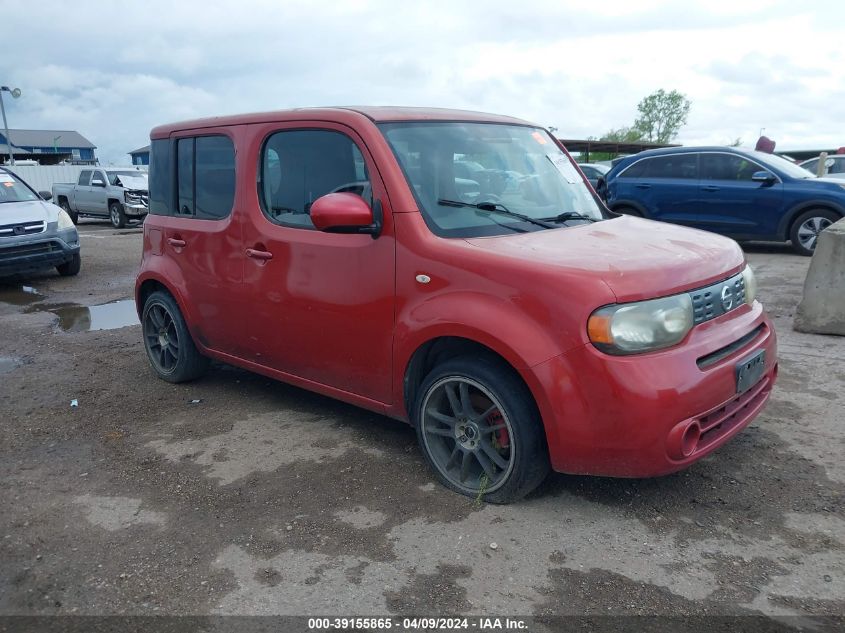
(25, 299), (139, 332)
(0, 284), (43, 306)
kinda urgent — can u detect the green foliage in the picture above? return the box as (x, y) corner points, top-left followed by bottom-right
(632, 89), (691, 143)
(601, 126), (644, 143)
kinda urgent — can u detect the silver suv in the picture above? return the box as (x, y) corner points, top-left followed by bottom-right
(0, 168), (81, 277)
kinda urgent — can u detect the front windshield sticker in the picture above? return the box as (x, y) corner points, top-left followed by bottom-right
(547, 154), (580, 184)
(531, 131), (548, 145)
(3, 182), (14, 187)
(0, 174), (14, 182)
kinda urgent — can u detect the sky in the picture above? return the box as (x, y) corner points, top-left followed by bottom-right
(1, 0), (843, 165)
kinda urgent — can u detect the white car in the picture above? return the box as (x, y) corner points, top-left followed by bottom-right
(800, 155), (845, 179)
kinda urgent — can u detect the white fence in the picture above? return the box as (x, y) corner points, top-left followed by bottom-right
(5, 165), (86, 194)
(4, 165), (146, 194)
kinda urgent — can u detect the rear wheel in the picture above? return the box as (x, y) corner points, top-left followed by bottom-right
(56, 253), (81, 277)
(142, 290), (209, 383)
(414, 355), (550, 503)
(109, 202), (127, 229)
(790, 209), (838, 256)
(59, 200), (78, 224)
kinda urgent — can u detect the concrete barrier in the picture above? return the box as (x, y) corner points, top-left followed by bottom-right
(794, 217), (845, 336)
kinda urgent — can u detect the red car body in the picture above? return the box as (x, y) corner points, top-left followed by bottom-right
(136, 107), (777, 479)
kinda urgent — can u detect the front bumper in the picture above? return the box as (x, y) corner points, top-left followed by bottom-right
(531, 301), (778, 477)
(123, 202), (148, 218)
(0, 228), (80, 276)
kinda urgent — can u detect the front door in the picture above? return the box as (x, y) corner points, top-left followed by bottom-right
(697, 152), (784, 238)
(241, 122), (395, 404)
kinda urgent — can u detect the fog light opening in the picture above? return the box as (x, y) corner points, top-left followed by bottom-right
(681, 422), (701, 458)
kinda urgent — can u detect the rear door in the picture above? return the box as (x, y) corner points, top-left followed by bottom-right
(697, 152), (784, 238)
(240, 121), (396, 404)
(630, 153), (700, 223)
(74, 170), (93, 212)
(157, 131), (246, 356)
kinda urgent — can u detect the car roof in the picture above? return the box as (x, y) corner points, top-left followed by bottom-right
(151, 106), (536, 139)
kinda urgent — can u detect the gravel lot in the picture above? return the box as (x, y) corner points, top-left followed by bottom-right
(0, 222), (842, 627)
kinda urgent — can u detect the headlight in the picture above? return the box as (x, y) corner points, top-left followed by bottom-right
(588, 294), (694, 354)
(57, 209), (75, 230)
(742, 264), (757, 305)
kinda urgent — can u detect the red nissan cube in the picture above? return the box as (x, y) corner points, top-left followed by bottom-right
(136, 107), (778, 502)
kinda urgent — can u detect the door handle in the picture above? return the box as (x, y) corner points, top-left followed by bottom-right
(167, 238), (186, 247)
(635, 183), (651, 189)
(702, 185), (720, 192)
(246, 248), (273, 261)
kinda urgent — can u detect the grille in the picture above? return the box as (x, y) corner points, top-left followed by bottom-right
(0, 220), (46, 237)
(0, 241), (54, 260)
(695, 375), (771, 450)
(689, 272), (746, 325)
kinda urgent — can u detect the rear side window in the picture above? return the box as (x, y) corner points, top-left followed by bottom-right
(258, 129), (370, 229)
(618, 160), (647, 178)
(175, 135), (236, 220)
(642, 154), (698, 179)
(149, 139), (173, 216)
(78, 170), (92, 186)
(700, 154), (759, 181)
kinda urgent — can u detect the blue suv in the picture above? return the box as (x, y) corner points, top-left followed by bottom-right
(601, 146), (845, 255)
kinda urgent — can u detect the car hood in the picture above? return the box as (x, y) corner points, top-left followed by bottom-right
(465, 216), (745, 302)
(0, 199), (59, 225)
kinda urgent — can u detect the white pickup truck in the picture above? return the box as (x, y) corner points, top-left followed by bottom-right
(52, 168), (149, 228)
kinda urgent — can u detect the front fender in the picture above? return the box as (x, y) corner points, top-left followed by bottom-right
(390, 291), (576, 433)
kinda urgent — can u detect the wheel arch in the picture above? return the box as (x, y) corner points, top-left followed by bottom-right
(135, 274), (206, 349)
(609, 199), (649, 217)
(778, 200), (845, 240)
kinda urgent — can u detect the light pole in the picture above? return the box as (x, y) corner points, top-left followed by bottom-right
(1, 86), (22, 166)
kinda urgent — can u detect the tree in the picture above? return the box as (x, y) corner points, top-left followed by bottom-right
(601, 126), (644, 143)
(632, 89), (691, 143)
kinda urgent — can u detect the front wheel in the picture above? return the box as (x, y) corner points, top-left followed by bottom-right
(56, 253), (81, 277)
(414, 356), (550, 503)
(790, 209), (839, 256)
(109, 202), (127, 229)
(142, 290), (209, 383)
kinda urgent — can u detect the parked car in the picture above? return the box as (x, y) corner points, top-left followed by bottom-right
(136, 107), (777, 502)
(0, 167), (81, 277)
(52, 168), (149, 228)
(603, 146), (845, 255)
(577, 162), (609, 189)
(800, 154), (845, 180)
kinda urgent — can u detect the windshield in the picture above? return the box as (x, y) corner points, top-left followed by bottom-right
(379, 122), (604, 237)
(751, 151), (817, 179)
(108, 170), (148, 186)
(0, 170), (39, 204)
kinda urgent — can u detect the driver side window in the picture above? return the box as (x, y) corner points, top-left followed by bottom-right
(258, 129), (370, 229)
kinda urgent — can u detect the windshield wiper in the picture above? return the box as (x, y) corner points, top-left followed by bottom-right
(539, 211), (598, 224)
(437, 199), (556, 229)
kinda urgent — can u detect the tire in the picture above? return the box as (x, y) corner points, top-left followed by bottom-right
(56, 253), (81, 277)
(142, 290), (209, 383)
(789, 208), (839, 256)
(413, 355), (550, 503)
(109, 202), (127, 229)
(59, 200), (78, 225)
(614, 205), (643, 217)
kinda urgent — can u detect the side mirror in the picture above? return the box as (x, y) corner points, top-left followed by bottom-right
(39, 190), (52, 201)
(91, 179), (105, 187)
(310, 193), (382, 238)
(751, 171), (776, 183)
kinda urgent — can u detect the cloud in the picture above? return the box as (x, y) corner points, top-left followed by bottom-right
(0, 0), (842, 163)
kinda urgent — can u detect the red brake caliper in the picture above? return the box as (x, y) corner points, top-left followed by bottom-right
(486, 410), (510, 450)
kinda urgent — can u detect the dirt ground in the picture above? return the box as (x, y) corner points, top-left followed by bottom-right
(0, 221), (843, 626)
